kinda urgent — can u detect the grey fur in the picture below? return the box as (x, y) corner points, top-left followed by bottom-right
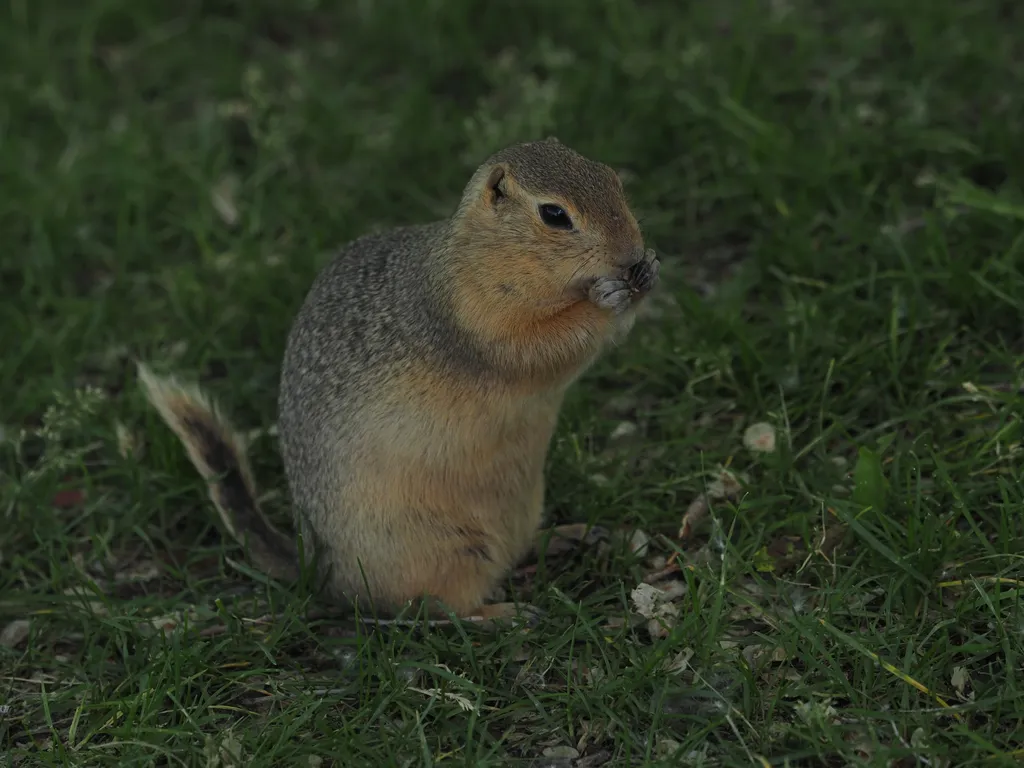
(275, 140), (656, 607)
(587, 277), (633, 314)
(278, 222), (469, 575)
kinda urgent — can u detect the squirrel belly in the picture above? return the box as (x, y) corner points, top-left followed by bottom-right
(278, 343), (566, 615)
(139, 138), (660, 619)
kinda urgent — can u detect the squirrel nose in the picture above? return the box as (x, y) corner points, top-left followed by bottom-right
(618, 245), (647, 269)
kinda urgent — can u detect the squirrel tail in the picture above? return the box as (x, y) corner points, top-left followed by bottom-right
(137, 363), (300, 582)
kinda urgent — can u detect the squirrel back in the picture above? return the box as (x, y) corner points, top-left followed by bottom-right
(141, 138), (660, 618)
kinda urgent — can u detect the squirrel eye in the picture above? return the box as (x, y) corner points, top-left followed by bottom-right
(538, 203), (573, 230)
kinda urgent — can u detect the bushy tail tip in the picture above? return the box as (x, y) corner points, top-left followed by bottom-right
(137, 362), (299, 582)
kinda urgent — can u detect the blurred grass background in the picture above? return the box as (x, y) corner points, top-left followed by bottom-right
(2, 0), (1024, 765)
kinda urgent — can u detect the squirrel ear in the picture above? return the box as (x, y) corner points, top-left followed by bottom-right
(485, 164), (507, 205)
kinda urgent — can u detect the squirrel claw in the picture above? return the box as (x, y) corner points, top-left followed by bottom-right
(625, 252), (660, 296)
(589, 250), (661, 313)
(588, 276), (632, 315)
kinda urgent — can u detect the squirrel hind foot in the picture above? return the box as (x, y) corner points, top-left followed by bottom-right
(366, 600), (542, 629)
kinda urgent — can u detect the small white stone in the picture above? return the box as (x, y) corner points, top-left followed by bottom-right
(743, 422), (777, 453)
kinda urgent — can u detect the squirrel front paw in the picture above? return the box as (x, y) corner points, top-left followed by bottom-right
(625, 250), (661, 296)
(587, 251), (661, 314)
(588, 276), (633, 315)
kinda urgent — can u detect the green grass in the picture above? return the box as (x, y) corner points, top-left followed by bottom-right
(3, 0), (1024, 765)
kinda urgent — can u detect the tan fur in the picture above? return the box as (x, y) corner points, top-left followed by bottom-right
(444, 145), (646, 386)
(139, 139), (659, 622)
(302, 362), (556, 614)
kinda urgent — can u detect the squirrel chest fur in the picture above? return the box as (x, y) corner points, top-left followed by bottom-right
(140, 138), (660, 622)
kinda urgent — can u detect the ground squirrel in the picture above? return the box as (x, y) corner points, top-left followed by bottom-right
(139, 137), (660, 623)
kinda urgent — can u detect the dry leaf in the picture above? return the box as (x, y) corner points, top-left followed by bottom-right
(630, 582), (679, 639)
(244, 423), (279, 443)
(795, 698), (840, 726)
(63, 585), (109, 616)
(409, 687), (478, 713)
(742, 644), (765, 667)
(575, 750), (612, 768)
(628, 529), (650, 557)
(607, 527), (651, 557)
(652, 579), (687, 600)
(52, 486), (86, 509)
(609, 421), (638, 442)
(708, 469), (745, 499)
(951, 666), (973, 701)
(643, 562), (680, 584)
(743, 422), (777, 453)
(742, 643), (788, 670)
(630, 583), (662, 617)
(647, 554), (667, 570)
(756, 524), (848, 575)
(146, 606), (199, 634)
(951, 666), (968, 693)
(542, 746), (580, 759)
(665, 648), (694, 674)
(600, 616), (629, 632)
(0, 619), (30, 648)
(210, 174), (241, 227)
(678, 468), (745, 540)
(654, 739), (682, 759)
(204, 729), (244, 768)
(114, 419), (141, 459)
(167, 340), (189, 359)
(678, 494), (711, 541)
(115, 562), (161, 584)
(217, 100), (251, 118)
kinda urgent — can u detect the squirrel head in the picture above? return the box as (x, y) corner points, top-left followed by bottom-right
(447, 139), (646, 311)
